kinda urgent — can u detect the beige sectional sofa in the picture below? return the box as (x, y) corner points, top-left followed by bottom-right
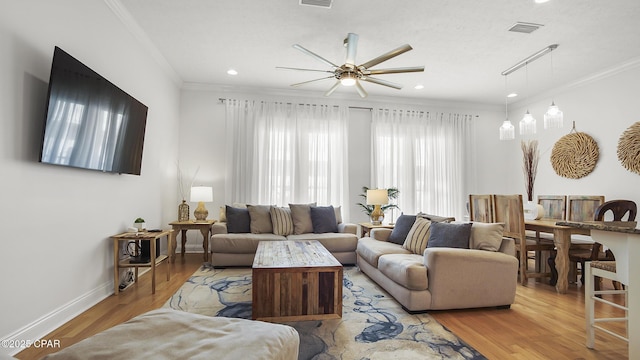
(357, 216), (519, 312)
(211, 204), (358, 266)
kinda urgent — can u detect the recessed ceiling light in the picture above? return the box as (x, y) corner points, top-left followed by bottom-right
(227, 69), (238, 75)
(414, 84), (424, 90)
(534, 0), (550, 3)
(507, 93), (518, 98)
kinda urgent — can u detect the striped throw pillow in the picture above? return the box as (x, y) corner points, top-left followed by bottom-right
(270, 206), (294, 236)
(402, 217), (432, 255)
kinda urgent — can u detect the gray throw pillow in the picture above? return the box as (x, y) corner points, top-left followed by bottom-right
(388, 214), (416, 245)
(310, 206), (338, 233)
(226, 205), (251, 233)
(427, 222), (472, 249)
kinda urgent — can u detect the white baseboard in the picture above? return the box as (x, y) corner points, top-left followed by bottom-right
(177, 244), (205, 254)
(1, 281), (113, 357)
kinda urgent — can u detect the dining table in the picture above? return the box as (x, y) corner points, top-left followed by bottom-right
(524, 219), (591, 294)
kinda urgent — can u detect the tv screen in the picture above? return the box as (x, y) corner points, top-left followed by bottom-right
(39, 47), (148, 175)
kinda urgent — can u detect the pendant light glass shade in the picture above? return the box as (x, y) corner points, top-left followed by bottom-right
(519, 110), (537, 135)
(500, 120), (515, 140)
(544, 101), (563, 129)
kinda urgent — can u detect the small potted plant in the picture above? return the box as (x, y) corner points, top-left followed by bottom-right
(134, 217), (146, 231)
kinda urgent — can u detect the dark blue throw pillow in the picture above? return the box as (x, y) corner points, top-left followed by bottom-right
(388, 215), (417, 244)
(310, 205), (338, 233)
(226, 205), (251, 233)
(426, 222), (472, 249)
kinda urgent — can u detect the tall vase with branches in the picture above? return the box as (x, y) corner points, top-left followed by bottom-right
(521, 140), (539, 202)
(521, 140), (544, 219)
(177, 163), (199, 221)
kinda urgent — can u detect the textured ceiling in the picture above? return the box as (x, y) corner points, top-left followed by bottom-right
(118, 0), (640, 105)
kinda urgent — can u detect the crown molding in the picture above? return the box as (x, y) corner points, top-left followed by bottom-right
(104, 0), (183, 86)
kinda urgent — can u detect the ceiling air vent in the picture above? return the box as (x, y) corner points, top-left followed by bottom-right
(508, 22), (544, 34)
(299, 0), (333, 8)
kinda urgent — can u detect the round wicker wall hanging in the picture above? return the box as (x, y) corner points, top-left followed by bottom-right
(617, 121), (640, 175)
(550, 131), (599, 179)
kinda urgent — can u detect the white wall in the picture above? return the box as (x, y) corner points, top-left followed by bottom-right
(475, 61), (640, 208)
(0, 0), (181, 352)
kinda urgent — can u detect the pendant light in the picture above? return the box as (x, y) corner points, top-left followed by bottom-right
(499, 75), (515, 140)
(544, 49), (563, 129)
(519, 63), (537, 136)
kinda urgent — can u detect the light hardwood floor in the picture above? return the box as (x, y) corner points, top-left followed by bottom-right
(16, 254), (628, 359)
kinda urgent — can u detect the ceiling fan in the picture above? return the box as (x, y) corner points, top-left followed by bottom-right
(277, 33), (424, 98)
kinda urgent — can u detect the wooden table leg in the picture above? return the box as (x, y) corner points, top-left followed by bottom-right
(180, 229), (188, 257)
(113, 239), (119, 295)
(553, 228), (570, 294)
(169, 229), (177, 263)
(199, 227), (210, 262)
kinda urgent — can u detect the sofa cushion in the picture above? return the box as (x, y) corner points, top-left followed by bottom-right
(403, 217), (432, 255)
(310, 205), (338, 233)
(247, 205), (273, 234)
(417, 213), (456, 223)
(226, 206), (251, 233)
(427, 222), (472, 249)
(289, 203), (316, 234)
(270, 206), (294, 236)
(211, 233), (287, 253)
(357, 237), (411, 267)
(388, 214), (416, 245)
(469, 222), (505, 251)
(288, 233), (357, 253)
(378, 253), (428, 291)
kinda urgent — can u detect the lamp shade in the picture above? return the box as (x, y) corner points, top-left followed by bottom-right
(190, 186), (213, 203)
(366, 189), (389, 205)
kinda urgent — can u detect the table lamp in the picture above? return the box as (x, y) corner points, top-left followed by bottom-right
(367, 189), (388, 225)
(190, 186), (213, 221)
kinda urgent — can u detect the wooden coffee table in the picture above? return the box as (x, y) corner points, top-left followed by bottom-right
(252, 240), (343, 322)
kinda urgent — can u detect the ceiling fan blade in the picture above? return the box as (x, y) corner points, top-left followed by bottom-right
(355, 80), (368, 98)
(276, 66), (334, 73)
(359, 44), (413, 70)
(364, 66), (425, 75)
(324, 81), (341, 96)
(345, 33), (358, 68)
(291, 76), (335, 87)
(293, 44), (338, 68)
(361, 76), (403, 90)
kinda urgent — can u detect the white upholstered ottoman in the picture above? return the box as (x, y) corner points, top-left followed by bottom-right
(42, 309), (299, 360)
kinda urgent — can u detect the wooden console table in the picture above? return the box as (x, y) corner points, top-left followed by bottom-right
(112, 230), (172, 294)
(252, 240), (343, 322)
(168, 219), (215, 262)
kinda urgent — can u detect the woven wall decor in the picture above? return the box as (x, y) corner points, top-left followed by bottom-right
(617, 121), (640, 175)
(550, 132), (599, 179)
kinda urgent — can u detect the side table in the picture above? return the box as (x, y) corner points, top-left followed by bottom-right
(359, 222), (395, 238)
(112, 230), (172, 295)
(169, 219), (216, 262)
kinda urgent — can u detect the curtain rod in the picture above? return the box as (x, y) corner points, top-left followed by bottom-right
(218, 98), (372, 110)
(501, 44), (558, 76)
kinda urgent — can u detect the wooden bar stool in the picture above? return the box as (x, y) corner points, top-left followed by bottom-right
(585, 260), (628, 348)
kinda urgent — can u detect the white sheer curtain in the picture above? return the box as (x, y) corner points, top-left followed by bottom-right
(225, 99), (349, 215)
(371, 108), (473, 221)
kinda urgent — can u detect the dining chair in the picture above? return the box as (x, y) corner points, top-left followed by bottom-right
(468, 194), (494, 223)
(493, 194), (555, 285)
(571, 199), (636, 288)
(530, 195), (567, 277)
(565, 195), (605, 282)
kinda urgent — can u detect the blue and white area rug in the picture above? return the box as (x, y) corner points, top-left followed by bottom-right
(164, 265), (486, 360)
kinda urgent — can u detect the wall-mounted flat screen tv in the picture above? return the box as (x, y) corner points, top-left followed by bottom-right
(39, 46), (148, 175)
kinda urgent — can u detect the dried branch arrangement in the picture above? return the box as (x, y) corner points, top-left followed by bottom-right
(617, 121), (640, 175)
(521, 140), (539, 202)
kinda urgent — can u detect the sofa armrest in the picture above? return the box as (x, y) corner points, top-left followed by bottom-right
(211, 222), (228, 235)
(423, 247), (518, 308)
(370, 228), (392, 241)
(338, 222), (357, 235)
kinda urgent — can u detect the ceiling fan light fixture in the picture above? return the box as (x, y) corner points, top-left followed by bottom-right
(340, 72), (357, 86)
